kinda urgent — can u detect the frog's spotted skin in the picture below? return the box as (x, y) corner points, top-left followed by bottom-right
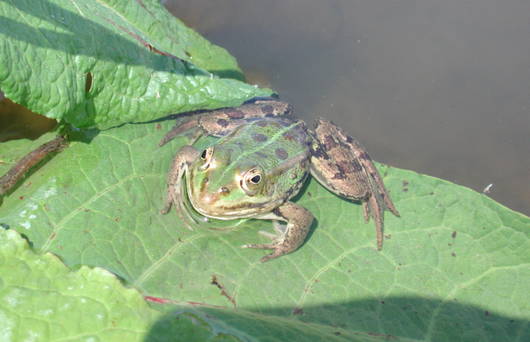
(310, 119), (399, 250)
(160, 99), (399, 262)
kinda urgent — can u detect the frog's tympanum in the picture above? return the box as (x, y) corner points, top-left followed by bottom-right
(160, 99), (399, 262)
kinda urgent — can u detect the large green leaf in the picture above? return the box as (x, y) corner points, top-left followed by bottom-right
(3, 228), (370, 342)
(0, 0), (272, 128)
(1, 119), (528, 341)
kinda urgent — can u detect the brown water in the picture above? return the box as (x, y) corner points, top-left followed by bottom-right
(165, 0), (530, 216)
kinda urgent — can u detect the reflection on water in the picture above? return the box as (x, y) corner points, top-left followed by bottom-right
(165, 0), (530, 216)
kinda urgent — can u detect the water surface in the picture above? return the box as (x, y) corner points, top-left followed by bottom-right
(165, 0), (530, 215)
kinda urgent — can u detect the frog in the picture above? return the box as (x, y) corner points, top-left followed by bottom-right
(159, 98), (399, 262)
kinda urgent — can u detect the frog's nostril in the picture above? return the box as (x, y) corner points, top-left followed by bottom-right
(219, 186), (230, 194)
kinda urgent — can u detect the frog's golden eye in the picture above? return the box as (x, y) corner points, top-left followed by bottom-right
(241, 167), (263, 196)
(199, 147), (214, 170)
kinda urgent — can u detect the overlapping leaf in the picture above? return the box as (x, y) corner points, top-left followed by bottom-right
(0, 229), (161, 341)
(0, 0), (271, 128)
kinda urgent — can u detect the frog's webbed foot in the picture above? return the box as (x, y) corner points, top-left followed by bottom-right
(309, 119), (399, 250)
(242, 202), (314, 262)
(160, 145), (200, 230)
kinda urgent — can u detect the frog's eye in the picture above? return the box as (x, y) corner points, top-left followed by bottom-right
(241, 168), (263, 196)
(199, 147), (214, 170)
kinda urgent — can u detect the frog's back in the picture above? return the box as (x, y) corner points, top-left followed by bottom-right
(218, 118), (311, 197)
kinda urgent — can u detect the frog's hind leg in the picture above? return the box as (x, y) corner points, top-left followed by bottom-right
(161, 100), (293, 145)
(242, 202), (314, 262)
(309, 119), (399, 250)
(197, 100), (293, 136)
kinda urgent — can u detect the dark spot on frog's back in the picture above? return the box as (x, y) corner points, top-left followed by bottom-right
(279, 119), (293, 127)
(260, 104), (274, 114)
(283, 132), (295, 141)
(275, 148), (289, 160)
(252, 133), (268, 142)
(217, 118), (229, 127)
(225, 109), (245, 119)
(254, 151), (268, 159)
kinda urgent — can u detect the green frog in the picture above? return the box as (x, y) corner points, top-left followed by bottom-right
(160, 98), (399, 262)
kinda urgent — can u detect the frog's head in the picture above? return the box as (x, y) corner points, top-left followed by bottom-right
(186, 145), (281, 219)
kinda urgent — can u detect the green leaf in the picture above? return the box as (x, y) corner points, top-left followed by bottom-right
(0, 0), (272, 128)
(0, 228), (383, 341)
(1, 120), (529, 341)
(0, 227), (162, 340)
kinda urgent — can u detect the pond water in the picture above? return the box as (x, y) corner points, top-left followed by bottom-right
(165, 0), (530, 216)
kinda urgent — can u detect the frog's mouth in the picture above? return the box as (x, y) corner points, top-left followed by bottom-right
(172, 177), (248, 231)
(185, 174), (278, 220)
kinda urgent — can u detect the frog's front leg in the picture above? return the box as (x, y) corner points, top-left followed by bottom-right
(160, 146), (200, 228)
(310, 119), (399, 250)
(243, 201), (314, 262)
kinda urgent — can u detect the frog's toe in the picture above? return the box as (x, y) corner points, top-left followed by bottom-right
(362, 202), (371, 223)
(241, 243), (290, 262)
(272, 221), (288, 234)
(260, 249), (288, 262)
(257, 230), (280, 240)
(241, 243), (275, 250)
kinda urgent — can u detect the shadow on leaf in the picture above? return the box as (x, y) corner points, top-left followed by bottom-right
(144, 297), (530, 341)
